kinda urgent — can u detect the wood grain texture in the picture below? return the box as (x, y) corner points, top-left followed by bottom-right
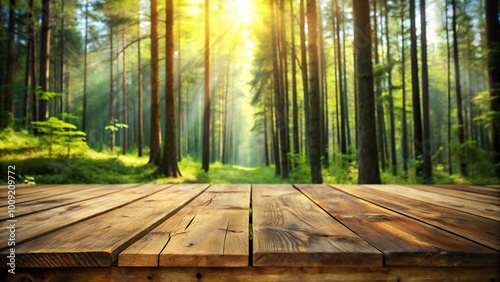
(252, 184), (382, 267)
(332, 184), (500, 251)
(402, 184), (500, 205)
(364, 184), (500, 221)
(295, 184), (499, 267)
(0, 184), (102, 206)
(433, 184), (500, 198)
(2, 266), (498, 282)
(0, 184), (171, 251)
(0, 184), (51, 198)
(119, 184), (250, 267)
(0, 184), (141, 220)
(0, 184), (209, 267)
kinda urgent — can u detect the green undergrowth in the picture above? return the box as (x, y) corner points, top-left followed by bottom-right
(1, 129), (498, 185)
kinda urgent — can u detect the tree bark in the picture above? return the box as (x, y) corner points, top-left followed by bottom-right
(30, 1), (38, 129)
(177, 16), (182, 161)
(353, 0), (381, 184)
(83, 0), (88, 132)
(373, 0), (386, 172)
(290, 0), (299, 156)
(299, 0), (310, 158)
(335, 0), (347, 156)
(137, 9), (143, 157)
(158, 0), (181, 177)
(38, 0), (51, 122)
(400, 0), (408, 173)
(122, 27), (128, 154)
(202, 0), (211, 172)
(271, 0), (289, 178)
(149, 0), (162, 164)
(385, 0), (397, 175)
(451, 0), (467, 176)
(3, 0), (15, 125)
(420, 0), (432, 182)
(445, 0), (452, 175)
(485, 0), (500, 177)
(307, 0), (322, 183)
(23, 0), (34, 129)
(409, 0), (423, 176)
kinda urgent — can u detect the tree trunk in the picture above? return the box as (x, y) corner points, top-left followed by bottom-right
(0, 5), (4, 116)
(485, 0), (500, 177)
(3, 0), (15, 125)
(307, 0), (322, 183)
(451, 0), (467, 176)
(38, 0), (51, 122)
(385, 0), (397, 175)
(176, 16), (182, 161)
(342, 9), (351, 150)
(30, 2), (38, 129)
(202, 0), (211, 172)
(83, 0), (88, 132)
(271, 0), (289, 178)
(353, 0), (381, 184)
(122, 27), (128, 155)
(409, 0), (423, 176)
(445, 0), (452, 175)
(400, 0), (408, 173)
(335, 0), (347, 156)
(420, 0), (432, 182)
(109, 26), (115, 151)
(158, 0), (181, 177)
(59, 0), (65, 117)
(279, 0), (291, 171)
(318, 5), (328, 167)
(373, 0), (386, 172)
(299, 0), (310, 158)
(149, 0), (162, 164)
(137, 9), (143, 157)
(264, 101), (270, 166)
(23, 0), (33, 129)
(290, 0), (299, 156)
(271, 87), (281, 175)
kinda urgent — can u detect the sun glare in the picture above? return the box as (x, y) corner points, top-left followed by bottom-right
(228, 0), (254, 23)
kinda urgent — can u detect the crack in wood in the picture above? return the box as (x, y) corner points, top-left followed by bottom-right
(198, 195), (217, 207)
(222, 219), (230, 255)
(184, 215), (196, 231)
(158, 231), (172, 266)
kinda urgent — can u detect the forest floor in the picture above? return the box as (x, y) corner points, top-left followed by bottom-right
(1, 129), (498, 185)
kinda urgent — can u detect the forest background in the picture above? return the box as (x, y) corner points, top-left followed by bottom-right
(0, 0), (499, 185)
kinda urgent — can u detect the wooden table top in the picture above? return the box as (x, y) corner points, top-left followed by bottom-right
(0, 183), (499, 271)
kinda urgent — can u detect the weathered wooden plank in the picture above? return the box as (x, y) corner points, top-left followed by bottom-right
(364, 184), (500, 221)
(0, 184), (52, 198)
(0, 184), (210, 267)
(0, 184), (173, 251)
(0, 184), (103, 206)
(252, 184), (382, 267)
(295, 184), (499, 267)
(0, 184), (141, 220)
(332, 184), (500, 251)
(433, 184), (500, 198)
(2, 266), (499, 282)
(403, 184), (500, 205)
(119, 184), (250, 267)
(0, 184), (94, 198)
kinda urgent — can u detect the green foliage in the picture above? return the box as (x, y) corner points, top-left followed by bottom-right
(0, 109), (12, 129)
(35, 86), (62, 101)
(31, 116), (87, 158)
(1, 130), (499, 185)
(105, 119), (129, 132)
